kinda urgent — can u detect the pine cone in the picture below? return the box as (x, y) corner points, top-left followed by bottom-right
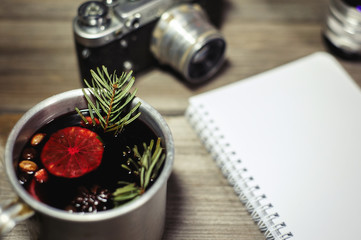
(66, 185), (113, 213)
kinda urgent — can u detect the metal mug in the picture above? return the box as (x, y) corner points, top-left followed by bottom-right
(0, 89), (174, 240)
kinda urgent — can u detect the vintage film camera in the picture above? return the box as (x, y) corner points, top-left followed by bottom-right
(323, 0), (361, 59)
(73, 0), (226, 84)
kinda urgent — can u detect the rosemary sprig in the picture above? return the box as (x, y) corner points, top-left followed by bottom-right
(113, 138), (166, 206)
(75, 66), (141, 135)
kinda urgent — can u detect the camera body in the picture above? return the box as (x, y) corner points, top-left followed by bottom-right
(73, 0), (226, 84)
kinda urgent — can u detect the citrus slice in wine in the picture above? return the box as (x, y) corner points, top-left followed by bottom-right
(28, 178), (41, 201)
(41, 126), (104, 178)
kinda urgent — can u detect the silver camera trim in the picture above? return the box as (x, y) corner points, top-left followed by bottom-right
(74, 0), (188, 47)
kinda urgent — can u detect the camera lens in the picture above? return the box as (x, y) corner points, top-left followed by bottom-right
(151, 4), (226, 84)
(188, 39), (225, 80)
(342, 0), (361, 8)
(323, 0), (361, 59)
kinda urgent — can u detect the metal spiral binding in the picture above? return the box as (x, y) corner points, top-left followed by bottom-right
(185, 104), (293, 240)
(258, 213), (280, 232)
(245, 194), (266, 213)
(251, 203), (273, 222)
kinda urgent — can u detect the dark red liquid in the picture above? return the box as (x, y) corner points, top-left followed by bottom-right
(17, 111), (158, 211)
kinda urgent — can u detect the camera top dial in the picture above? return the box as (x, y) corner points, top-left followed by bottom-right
(78, 1), (110, 28)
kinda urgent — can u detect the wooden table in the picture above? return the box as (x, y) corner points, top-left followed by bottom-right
(1, 0), (360, 239)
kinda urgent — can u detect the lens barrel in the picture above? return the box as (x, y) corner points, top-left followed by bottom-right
(151, 4), (226, 84)
(323, 0), (361, 59)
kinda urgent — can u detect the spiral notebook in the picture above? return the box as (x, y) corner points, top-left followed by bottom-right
(185, 52), (361, 240)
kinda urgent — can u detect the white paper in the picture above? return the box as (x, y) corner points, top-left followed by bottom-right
(188, 52), (361, 240)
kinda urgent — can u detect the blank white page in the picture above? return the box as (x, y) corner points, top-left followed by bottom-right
(189, 52), (361, 240)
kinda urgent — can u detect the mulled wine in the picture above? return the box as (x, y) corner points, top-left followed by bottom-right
(16, 111), (160, 213)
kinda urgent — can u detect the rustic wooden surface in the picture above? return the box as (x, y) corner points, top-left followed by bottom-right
(1, 0), (360, 239)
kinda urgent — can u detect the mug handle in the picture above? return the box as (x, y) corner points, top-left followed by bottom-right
(0, 197), (34, 235)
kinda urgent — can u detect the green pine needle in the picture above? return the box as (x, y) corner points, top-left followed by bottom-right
(77, 66), (141, 135)
(75, 66), (165, 208)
